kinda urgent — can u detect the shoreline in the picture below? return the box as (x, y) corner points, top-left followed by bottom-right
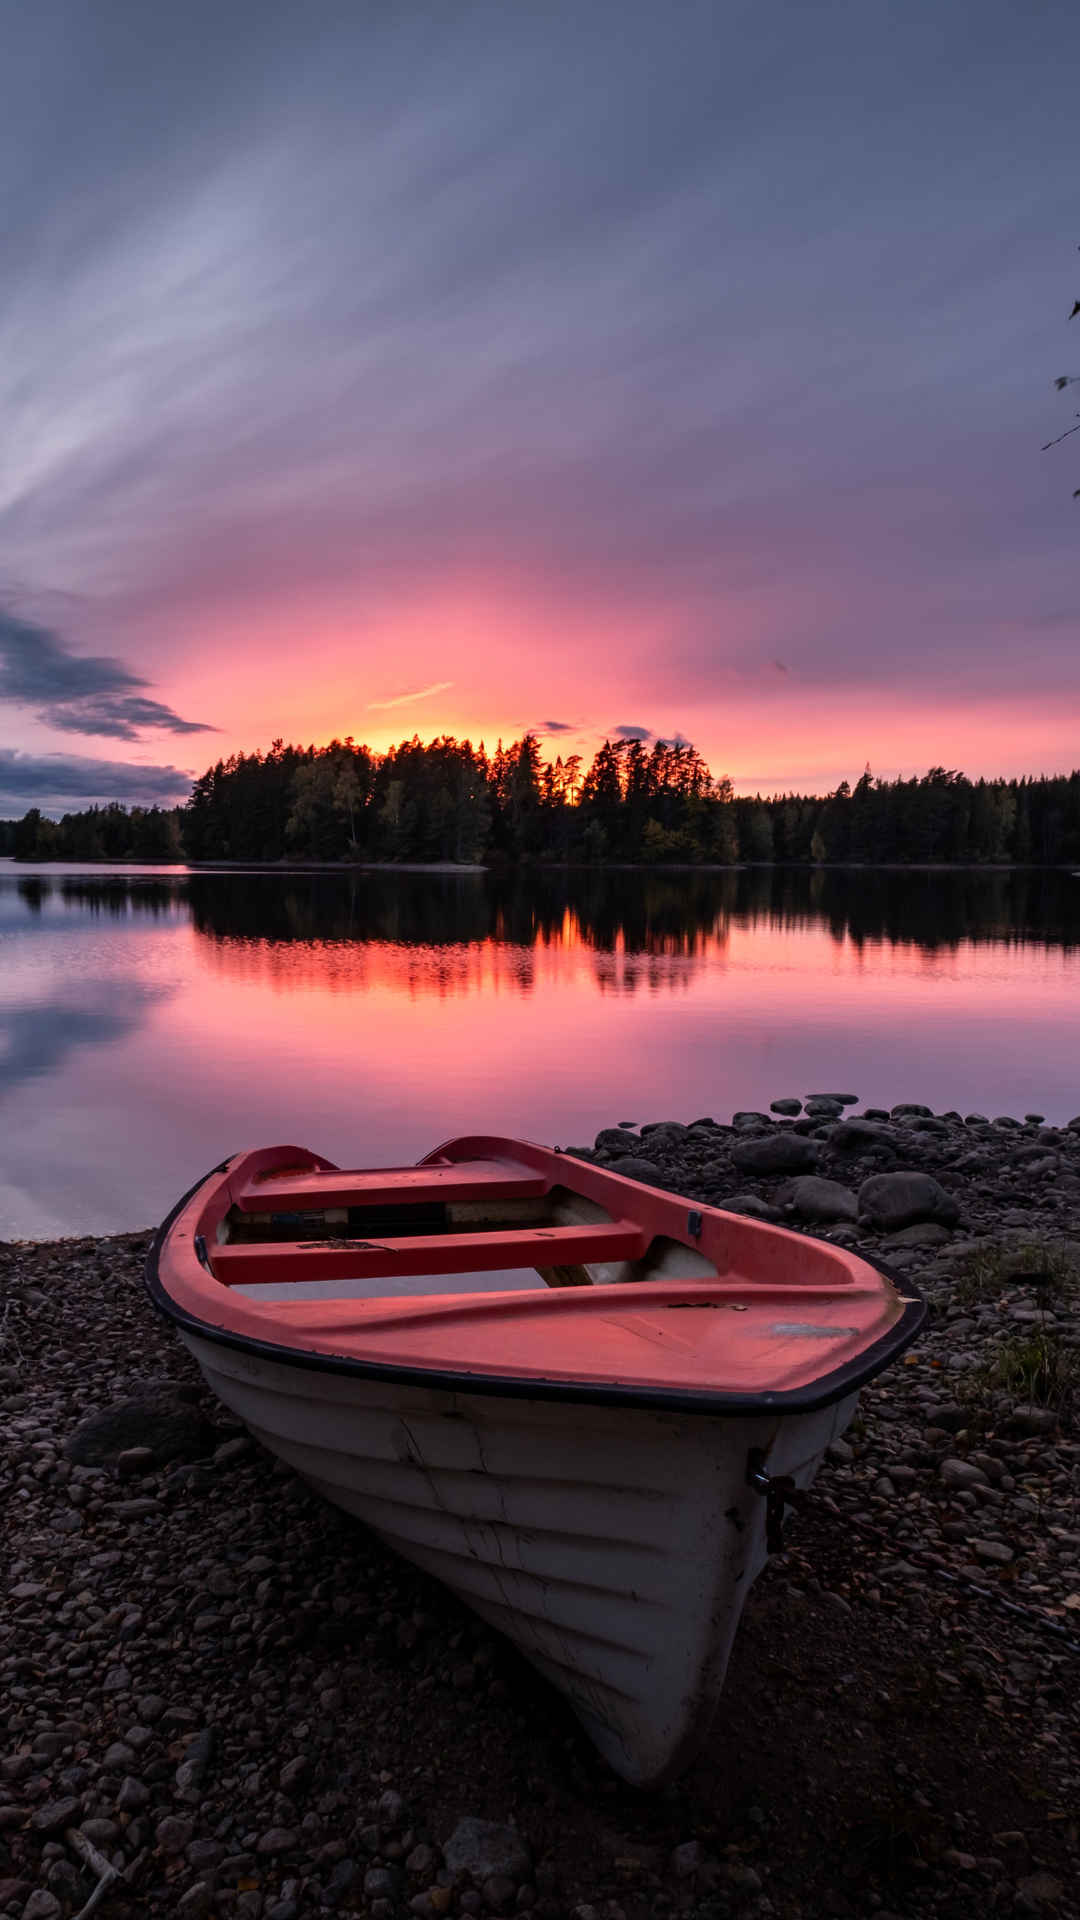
(2, 1097), (1077, 1917)
(5, 855), (1080, 876)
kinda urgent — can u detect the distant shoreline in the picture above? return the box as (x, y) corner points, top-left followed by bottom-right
(4, 855), (1079, 876)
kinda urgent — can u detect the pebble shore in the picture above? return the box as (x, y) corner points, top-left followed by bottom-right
(2, 1098), (1078, 1920)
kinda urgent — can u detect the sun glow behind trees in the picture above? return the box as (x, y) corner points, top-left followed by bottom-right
(3, 737), (1080, 868)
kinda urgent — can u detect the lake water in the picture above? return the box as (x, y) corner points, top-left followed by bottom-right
(1, 860), (1078, 1239)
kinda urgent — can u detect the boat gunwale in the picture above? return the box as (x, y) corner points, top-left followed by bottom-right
(145, 1158), (927, 1417)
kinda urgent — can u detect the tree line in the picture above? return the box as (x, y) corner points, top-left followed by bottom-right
(3, 736), (1080, 866)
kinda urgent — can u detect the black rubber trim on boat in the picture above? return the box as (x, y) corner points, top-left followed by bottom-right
(144, 1159), (927, 1418)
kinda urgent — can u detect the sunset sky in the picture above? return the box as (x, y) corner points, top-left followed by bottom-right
(1, 0), (1078, 815)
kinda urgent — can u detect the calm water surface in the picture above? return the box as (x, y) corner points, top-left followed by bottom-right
(1, 860), (1078, 1238)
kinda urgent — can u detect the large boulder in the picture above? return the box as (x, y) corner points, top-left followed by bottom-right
(65, 1390), (216, 1469)
(594, 1128), (637, 1155)
(829, 1118), (896, 1154)
(857, 1171), (959, 1232)
(731, 1133), (820, 1175)
(778, 1175), (858, 1223)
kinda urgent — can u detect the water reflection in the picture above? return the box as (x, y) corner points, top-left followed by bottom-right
(1, 862), (1078, 1238)
(9, 866), (1075, 967)
(0, 991), (163, 1096)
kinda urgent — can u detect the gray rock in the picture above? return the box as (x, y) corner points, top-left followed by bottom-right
(804, 1097), (844, 1118)
(156, 1815), (195, 1854)
(715, 1192), (783, 1221)
(972, 1539), (1013, 1565)
(65, 1396), (215, 1469)
(670, 1841), (704, 1879)
(858, 1171), (959, 1231)
(1002, 1404), (1059, 1436)
(594, 1128), (635, 1154)
(731, 1133), (820, 1175)
(941, 1458), (986, 1489)
(829, 1119), (895, 1153)
(116, 1446), (155, 1478)
(175, 1727), (216, 1803)
(602, 1154), (665, 1184)
(890, 1103), (933, 1119)
(21, 1894), (62, 1920)
(807, 1093), (858, 1105)
(443, 1819), (532, 1886)
(884, 1221), (953, 1247)
(779, 1175), (858, 1223)
(258, 1828), (298, 1854)
(116, 1775), (149, 1811)
(730, 1111), (771, 1131)
(364, 1867), (404, 1898)
(177, 1886), (213, 1920)
(29, 1797), (81, 1835)
(769, 1098), (802, 1115)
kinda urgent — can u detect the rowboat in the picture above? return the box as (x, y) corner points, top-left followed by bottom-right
(146, 1136), (924, 1786)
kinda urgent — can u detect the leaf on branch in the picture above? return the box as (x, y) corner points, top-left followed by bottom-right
(1053, 375), (1072, 389)
(1071, 299), (1080, 319)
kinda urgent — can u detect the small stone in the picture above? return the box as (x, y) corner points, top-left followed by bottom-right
(443, 1820), (531, 1886)
(364, 1867), (404, 1899)
(101, 1665), (131, 1694)
(670, 1842), (703, 1879)
(406, 1844), (438, 1875)
(30, 1797), (82, 1836)
(175, 1727), (216, 1802)
(156, 1814), (195, 1855)
(770, 1098), (802, 1115)
(940, 1458), (987, 1490)
(177, 1885), (213, 1919)
(116, 1446), (155, 1478)
(213, 1436), (252, 1466)
(716, 1193), (783, 1221)
(972, 1539), (1014, 1565)
(483, 1876), (518, 1912)
(21, 1894), (62, 1920)
(885, 1221), (952, 1247)
(116, 1774), (149, 1811)
(257, 1828), (298, 1854)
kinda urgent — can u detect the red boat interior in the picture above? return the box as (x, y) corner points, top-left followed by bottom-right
(152, 1138), (920, 1398)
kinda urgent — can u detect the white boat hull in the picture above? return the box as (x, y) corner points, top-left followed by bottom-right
(182, 1331), (856, 1785)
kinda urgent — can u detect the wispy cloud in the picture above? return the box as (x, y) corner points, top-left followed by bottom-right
(0, 749), (193, 812)
(613, 724), (654, 742)
(536, 719), (576, 734)
(0, 608), (213, 741)
(368, 681), (454, 711)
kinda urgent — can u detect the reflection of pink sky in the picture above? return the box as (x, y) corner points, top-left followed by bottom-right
(4, 903), (1079, 1240)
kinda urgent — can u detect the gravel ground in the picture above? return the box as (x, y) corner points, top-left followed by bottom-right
(2, 1098), (1078, 1920)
